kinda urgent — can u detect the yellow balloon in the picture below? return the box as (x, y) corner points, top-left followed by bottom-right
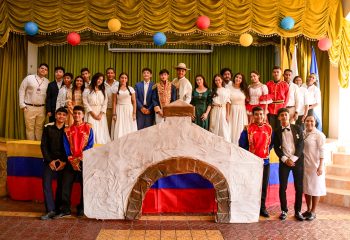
(239, 33), (253, 47)
(108, 18), (121, 32)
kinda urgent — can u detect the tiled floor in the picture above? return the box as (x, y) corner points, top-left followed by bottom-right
(0, 197), (350, 240)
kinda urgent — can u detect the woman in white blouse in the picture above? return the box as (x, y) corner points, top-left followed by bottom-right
(209, 74), (231, 142)
(246, 71), (272, 123)
(112, 72), (137, 139)
(302, 115), (326, 221)
(83, 73), (111, 144)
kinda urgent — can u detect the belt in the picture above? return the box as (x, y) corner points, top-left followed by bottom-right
(286, 106), (295, 108)
(25, 102), (45, 107)
(272, 100), (284, 104)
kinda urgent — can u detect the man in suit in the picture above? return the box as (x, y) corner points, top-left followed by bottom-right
(46, 66), (65, 123)
(135, 68), (155, 129)
(274, 108), (305, 221)
(40, 107), (68, 220)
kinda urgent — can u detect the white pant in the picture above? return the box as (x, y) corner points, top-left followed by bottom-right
(23, 105), (46, 140)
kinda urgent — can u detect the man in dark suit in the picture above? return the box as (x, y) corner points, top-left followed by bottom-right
(135, 68), (155, 129)
(46, 66), (65, 123)
(274, 107), (305, 221)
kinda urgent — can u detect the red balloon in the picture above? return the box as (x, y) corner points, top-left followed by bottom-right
(67, 32), (81, 46)
(318, 38), (332, 51)
(196, 16), (210, 30)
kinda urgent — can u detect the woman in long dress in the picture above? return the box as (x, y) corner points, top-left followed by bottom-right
(83, 73), (111, 144)
(112, 72), (137, 139)
(209, 74), (231, 142)
(303, 115), (326, 221)
(227, 72), (249, 144)
(190, 75), (212, 130)
(246, 71), (272, 123)
(66, 75), (85, 126)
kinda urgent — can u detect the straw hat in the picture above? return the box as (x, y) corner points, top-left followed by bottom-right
(174, 63), (191, 70)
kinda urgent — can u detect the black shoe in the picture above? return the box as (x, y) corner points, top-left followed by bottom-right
(77, 209), (84, 217)
(306, 212), (316, 221)
(260, 209), (270, 218)
(294, 212), (305, 221)
(302, 211), (311, 219)
(279, 211), (288, 220)
(53, 211), (71, 219)
(40, 211), (56, 220)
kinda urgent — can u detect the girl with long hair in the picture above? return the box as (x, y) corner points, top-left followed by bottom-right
(82, 72), (111, 144)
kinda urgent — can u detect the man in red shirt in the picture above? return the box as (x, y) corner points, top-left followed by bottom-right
(239, 106), (273, 218)
(266, 66), (289, 130)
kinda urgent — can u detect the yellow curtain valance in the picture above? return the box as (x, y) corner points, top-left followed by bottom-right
(0, 0), (349, 87)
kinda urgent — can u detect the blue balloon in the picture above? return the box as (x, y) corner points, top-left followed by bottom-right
(280, 17), (295, 30)
(24, 22), (39, 36)
(153, 32), (167, 46)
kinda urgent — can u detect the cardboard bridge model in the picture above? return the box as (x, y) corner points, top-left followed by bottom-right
(83, 100), (263, 223)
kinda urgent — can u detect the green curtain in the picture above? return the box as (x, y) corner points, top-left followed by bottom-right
(0, 34), (27, 139)
(37, 43), (275, 87)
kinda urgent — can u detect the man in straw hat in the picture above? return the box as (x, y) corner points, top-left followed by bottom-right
(172, 63), (192, 104)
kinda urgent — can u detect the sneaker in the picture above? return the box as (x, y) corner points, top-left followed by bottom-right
(302, 211), (311, 219)
(294, 211), (305, 221)
(279, 211), (288, 220)
(40, 211), (56, 220)
(53, 211), (71, 219)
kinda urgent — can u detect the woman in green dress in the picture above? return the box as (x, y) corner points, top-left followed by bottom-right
(190, 75), (212, 130)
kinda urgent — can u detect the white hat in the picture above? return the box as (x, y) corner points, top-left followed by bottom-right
(175, 63), (191, 70)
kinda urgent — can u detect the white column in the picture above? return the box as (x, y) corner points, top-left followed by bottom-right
(27, 41), (38, 75)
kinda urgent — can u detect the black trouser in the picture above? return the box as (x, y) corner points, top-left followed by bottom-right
(279, 159), (304, 213)
(42, 163), (63, 213)
(48, 115), (56, 123)
(261, 164), (270, 210)
(267, 114), (280, 131)
(61, 163), (83, 213)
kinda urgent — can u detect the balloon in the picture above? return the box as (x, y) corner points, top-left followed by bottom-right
(280, 17), (295, 30)
(153, 32), (167, 46)
(67, 32), (81, 46)
(24, 22), (39, 36)
(318, 37), (332, 51)
(196, 16), (210, 30)
(239, 33), (253, 47)
(108, 18), (121, 32)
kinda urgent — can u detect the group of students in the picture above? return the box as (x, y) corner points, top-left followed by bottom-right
(19, 62), (325, 221)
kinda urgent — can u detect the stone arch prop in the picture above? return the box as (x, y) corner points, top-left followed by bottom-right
(83, 103), (263, 223)
(125, 157), (230, 223)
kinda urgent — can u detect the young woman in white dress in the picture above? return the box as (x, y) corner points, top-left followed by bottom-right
(209, 74), (231, 142)
(246, 71), (272, 123)
(227, 72), (249, 144)
(302, 115), (326, 221)
(112, 72), (137, 139)
(83, 73), (111, 144)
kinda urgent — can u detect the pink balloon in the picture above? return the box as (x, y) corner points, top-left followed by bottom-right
(196, 16), (210, 30)
(67, 32), (81, 46)
(318, 38), (332, 51)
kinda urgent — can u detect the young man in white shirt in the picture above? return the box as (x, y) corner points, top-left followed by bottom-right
(104, 67), (119, 134)
(293, 76), (309, 130)
(284, 69), (300, 124)
(81, 68), (91, 88)
(172, 63), (192, 104)
(19, 63), (50, 140)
